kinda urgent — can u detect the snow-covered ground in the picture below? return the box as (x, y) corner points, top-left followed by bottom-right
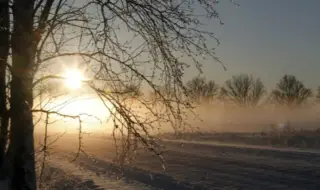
(41, 134), (320, 189)
(43, 156), (151, 190)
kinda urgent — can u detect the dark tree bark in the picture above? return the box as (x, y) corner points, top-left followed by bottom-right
(0, 0), (9, 176)
(6, 0), (37, 189)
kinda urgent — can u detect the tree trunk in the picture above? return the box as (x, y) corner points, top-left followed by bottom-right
(6, 0), (36, 189)
(0, 0), (9, 181)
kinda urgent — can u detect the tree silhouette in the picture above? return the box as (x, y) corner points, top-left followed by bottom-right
(271, 75), (312, 108)
(0, 0), (225, 188)
(186, 76), (219, 103)
(220, 74), (266, 107)
(316, 87), (320, 102)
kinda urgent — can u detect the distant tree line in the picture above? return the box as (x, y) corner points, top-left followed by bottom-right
(184, 74), (316, 109)
(186, 77), (219, 103)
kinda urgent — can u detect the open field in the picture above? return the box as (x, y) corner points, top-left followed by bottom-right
(161, 129), (320, 149)
(40, 133), (320, 189)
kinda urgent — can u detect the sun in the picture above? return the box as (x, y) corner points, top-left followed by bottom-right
(64, 69), (84, 89)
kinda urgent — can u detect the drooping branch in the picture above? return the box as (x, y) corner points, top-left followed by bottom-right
(29, 0), (226, 168)
(32, 108), (101, 161)
(38, 112), (49, 189)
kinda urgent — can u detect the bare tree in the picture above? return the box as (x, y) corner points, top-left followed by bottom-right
(220, 74), (266, 107)
(271, 75), (312, 108)
(186, 76), (219, 103)
(0, 0), (226, 188)
(316, 87), (320, 102)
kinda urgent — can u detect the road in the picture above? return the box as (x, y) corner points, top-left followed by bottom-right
(48, 135), (320, 190)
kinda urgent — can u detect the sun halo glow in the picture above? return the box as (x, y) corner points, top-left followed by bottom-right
(64, 69), (84, 90)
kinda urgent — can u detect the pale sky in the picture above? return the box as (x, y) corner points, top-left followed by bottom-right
(185, 0), (320, 90)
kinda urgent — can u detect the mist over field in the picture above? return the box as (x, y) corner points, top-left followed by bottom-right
(190, 103), (320, 132)
(33, 103), (320, 190)
(31, 94), (320, 190)
(33, 100), (320, 135)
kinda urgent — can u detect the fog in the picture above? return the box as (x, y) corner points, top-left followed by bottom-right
(33, 96), (320, 136)
(190, 102), (320, 133)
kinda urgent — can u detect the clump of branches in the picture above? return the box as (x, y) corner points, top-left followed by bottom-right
(0, 0), (227, 188)
(220, 74), (266, 107)
(271, 75), (312, 108)
(186, 76), (219, 103)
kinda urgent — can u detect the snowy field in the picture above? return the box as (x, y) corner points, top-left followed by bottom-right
(38, 134), (320, 190)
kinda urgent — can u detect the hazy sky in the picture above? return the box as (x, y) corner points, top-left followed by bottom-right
(186, 0), (320, 90)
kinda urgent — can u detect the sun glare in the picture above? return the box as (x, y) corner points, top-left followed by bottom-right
(64, 69), (84, 89)
(38, 96), (114, 132)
